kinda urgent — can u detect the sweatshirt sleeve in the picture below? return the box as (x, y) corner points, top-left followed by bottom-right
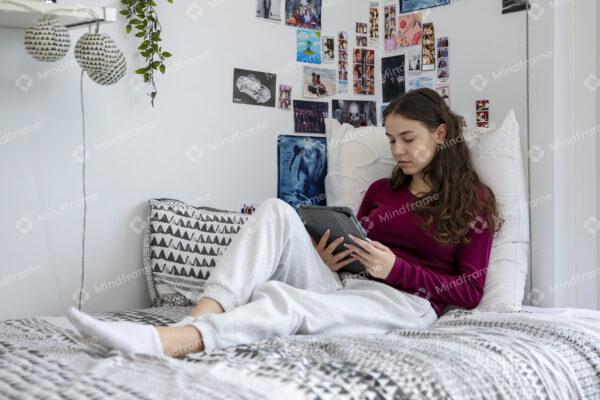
(356, 180), (379, 223)
(383, 221), (494, 310)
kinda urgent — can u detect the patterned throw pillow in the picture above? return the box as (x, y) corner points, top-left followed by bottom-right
(143, 199), (249, 306)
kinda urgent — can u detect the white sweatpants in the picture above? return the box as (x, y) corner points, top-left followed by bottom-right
(190, 197), (437, 353)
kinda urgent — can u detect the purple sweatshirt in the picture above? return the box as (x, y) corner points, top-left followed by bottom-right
(356, 178), (493, 316)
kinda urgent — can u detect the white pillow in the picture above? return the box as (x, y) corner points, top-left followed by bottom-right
(477, 242), (528, 311)
(325, 111), (529, 311)
(467, 109), (529, 311)
(324, 118), (395, 214)
(467, 109), (530, 245)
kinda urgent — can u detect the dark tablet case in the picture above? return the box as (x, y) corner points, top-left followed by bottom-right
(297, 205), (368, 274)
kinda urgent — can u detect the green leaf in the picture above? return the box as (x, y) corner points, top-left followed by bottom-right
(119, 9), (129, 15)
(126, 25), (132, 33)
(162, 51), (172, 57)
(159, 64), (165, 73)
(135, 31), (145, 37)
(135, 68), (146, 74)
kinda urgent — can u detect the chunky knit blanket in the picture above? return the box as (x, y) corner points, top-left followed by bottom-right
(1, 305), (599, 399)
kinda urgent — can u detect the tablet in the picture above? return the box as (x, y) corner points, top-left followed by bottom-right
(297, 205), (368, 274)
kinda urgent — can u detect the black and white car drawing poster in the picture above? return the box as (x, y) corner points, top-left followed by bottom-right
(233, 68), (277, 107)
(502, 0), (529, 14)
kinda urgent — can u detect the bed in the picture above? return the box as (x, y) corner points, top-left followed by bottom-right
(2, 305), (599, 399)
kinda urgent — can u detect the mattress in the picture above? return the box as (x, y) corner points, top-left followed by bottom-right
(1, 305), (600, 399)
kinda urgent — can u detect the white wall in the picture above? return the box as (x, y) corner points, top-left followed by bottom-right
(529, 0), (599, 310)
(0, 0), (528, 319)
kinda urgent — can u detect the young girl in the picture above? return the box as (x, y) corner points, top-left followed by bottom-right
(67, 88), (503, 358)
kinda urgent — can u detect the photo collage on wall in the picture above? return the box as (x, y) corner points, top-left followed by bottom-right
(241, 0), (467, 208)
(379, 0), (455, 118)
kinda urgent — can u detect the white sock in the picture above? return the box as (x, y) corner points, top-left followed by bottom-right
(67, 306), (164, 357)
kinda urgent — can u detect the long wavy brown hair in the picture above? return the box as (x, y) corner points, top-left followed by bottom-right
(383, 88), (504, 246)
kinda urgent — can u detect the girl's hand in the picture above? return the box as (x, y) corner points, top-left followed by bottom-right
(344, 235), (395, 279)
(311, 229), (355, 272)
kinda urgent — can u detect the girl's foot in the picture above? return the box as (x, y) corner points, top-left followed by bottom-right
(67, 307), (164, 357)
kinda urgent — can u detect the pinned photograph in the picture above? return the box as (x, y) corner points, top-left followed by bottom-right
(256, 0), (282, 22)
(337, 31), (349, 93)
(400, 0), (449, 13)
(277, 134), (327, 208)
(297, 29), (322, 64)
(356, 35), (368, 47)
(502, 0), (529, 14)
(476, 99), (490, 128)
(368, 2), (380, 47)
(476, 99), (490, 112)
(278, 84), (292, 109)
(356, 22), (368, 34)
(384, 3), (397, 52)
(382, 54), (405, 103)
(408, 74), (434, 91)
(233, 68), (276, 108)
(332, 99), (378, 127)
(356, 22), (368, 48)
(303, 66), (336, 98)
(421, 23), (435, 71)
(397, 13), (422, 47)
(293, 100), (329, 134)
(381, 103), (389, 126)
(477, 111), (489, 128)
(437, 36), (449, 82)
(322, 35), (336, 63)
(353, 49), (375, 95)
(407, 46), (421, 76)
(285, 0), (322, 30)
(436, 85), (450, 106)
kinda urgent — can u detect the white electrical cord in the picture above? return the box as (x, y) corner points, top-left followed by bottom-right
(76, 21), (100, 311)
(78, 64), (87, 311)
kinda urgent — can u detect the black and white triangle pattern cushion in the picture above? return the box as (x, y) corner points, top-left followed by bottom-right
(143, 198), (249, 306)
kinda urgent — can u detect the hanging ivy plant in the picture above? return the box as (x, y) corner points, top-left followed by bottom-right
(120, 0), (173, 107)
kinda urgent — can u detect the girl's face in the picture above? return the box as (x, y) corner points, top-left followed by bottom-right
(384, 113), (446, 176)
